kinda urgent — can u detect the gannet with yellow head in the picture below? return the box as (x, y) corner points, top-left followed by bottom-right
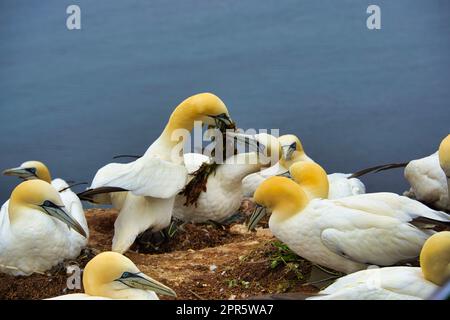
(85, 93), (235, 253)
(173, 133), (281, 223)
(49, 252), (176, 300)
(3, 160), (52, 183)
(241, 133), (365, 198)
(250, 163), (450, 274)
(0, 180), (87, 276)
(3, 160), (89, 246)
(402, 134), (450, 211)
(310, 231), (450, 299)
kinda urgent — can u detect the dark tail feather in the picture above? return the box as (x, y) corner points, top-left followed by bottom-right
(411, 216), (450, 231)
(77, 186), (127, 202)
(349, 162), (409, 179)
(112, 154), (142, 160)
(58, 182), (89, 193)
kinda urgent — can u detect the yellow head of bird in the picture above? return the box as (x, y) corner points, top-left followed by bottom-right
(254, 176), (308, 220)
(278, 134), (311, 167)
(164, 93), (234, 134)
(289, 162), (329, 199)
(10, 180), (63, 212)
(83, 251), (176, 298)
(3, 160), (52, 183)
(438, 134), (450, 177)
(9, 180), (87, 237)
(420, 231), (450, 286)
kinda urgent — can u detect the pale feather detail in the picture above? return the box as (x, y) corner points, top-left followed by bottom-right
(52, 178), (89, 243)
(404, 152), (449, 211)
(270, 193), (449, 274)
(90, 156), (188, 198)
(0, 200), (86, 276)
(183, 153), (210, 174)
(327, 173), (366, 199)
(174, 153), (262, 223)
(309, 267), (437, 300)
(112, 193), (175, 253)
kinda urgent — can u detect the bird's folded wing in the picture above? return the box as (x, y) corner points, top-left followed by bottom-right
(183, 153), (211, 174)
(331, 192), (450, 223)
(320, 215), (430, 266)
(90, 157), (188, 198)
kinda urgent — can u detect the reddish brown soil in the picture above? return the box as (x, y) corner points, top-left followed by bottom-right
(0, 203), (318, 300)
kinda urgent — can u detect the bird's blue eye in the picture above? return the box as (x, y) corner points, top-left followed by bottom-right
(27, 168), (37, 174)
(122, 272), (131, 278)
(43, 200), (51, 207)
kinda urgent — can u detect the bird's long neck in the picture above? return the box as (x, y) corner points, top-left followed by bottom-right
(37, 170), (52, 184)
(219, 153), (263, 186)
(301, 177), (329, 200)
(7, 202), (30, 227)
(280, 152), (313, 169)
(147, 103), (201, 163)
(271, 187), (309, 223)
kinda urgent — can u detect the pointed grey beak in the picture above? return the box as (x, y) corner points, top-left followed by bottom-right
(3, 167), (36, 180)
(281, 143), (296, 160)
(40, 201), (87, 238)
(248, 204), (267, 231)
(116, 272), (177, 297)
(276, 170), (291, 178)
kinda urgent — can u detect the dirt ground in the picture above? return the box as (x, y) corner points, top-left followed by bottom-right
(0, 200), (320, 300)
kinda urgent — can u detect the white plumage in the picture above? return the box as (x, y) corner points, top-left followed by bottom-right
(173, 152), (262, 223)
(270, 192), (448, 274)
(0, 181), (87, 276)
(90, 140), (188, 253)
(309, 267), (437, 300)
(404, 152), (449, 211)
(87, 93), (233, 253)
(310, 231), (450, 300)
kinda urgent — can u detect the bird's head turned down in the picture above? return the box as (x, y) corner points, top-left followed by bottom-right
(289, 162), (329, 199)
(278, 134), (310, 168)
(164, 93), (234, 134)
(10, 180), (63, 211)
(439, 134), (450, 176)
(3, 160), (52, 183)
(254, 176), (308, 219)
(83, 251), (176, 299)
(9, 180), (87, 237)
(420, 231), (450, 286)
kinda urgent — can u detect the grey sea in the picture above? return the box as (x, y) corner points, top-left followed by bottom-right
(0, 0), (449, 202)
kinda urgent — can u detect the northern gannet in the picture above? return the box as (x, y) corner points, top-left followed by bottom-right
(403, 134), (450, 211)
(49, 251), (176, 300)
(83, 93), (234, 253)
(249, 168), (450, 274)
(350, 134), (450, 211)
(310, 231), (450, 300)
(173, 133), (280, 223)
(3, 160), (89, 242)
(240, 134), (365, 198)
(0, 180), (87, 276)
